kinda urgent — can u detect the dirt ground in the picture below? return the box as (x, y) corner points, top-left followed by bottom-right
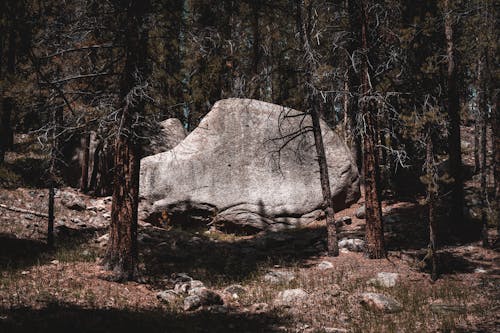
(0, 185), (498, 333)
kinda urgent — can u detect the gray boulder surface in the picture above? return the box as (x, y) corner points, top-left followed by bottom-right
(140, 98), (360, 232)
(143, 118), (187, 156)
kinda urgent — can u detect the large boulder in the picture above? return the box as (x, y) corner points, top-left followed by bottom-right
(143, 118), (187, 156)
(140, 98), (360, 233)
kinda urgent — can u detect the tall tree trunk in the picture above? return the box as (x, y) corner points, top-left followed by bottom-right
(478, 59), (489, 247)
(444, 0), (464, 226)
(426, 129), (438, 281)
(105, 0), (150, 280)
(251, 0), (261, 99)
(360, 0), (385, 258)
(311, 100), (339, 256)
(80, 133), (90, 192)
(298, 0), (338, 255)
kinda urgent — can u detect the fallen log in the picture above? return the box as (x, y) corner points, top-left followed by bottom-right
(0, 203), (49, 218)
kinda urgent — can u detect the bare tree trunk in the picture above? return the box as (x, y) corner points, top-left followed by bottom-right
(444, 0), (464, 226)
(251, 0), (261, 99)
(0, 99), (13, 164)
(105, 0), (150, 280)
(311, 100), (339, 256)
(478, 59), (489, 247)
(80, 133), (90, 192)
(360, 0), (385, 259)
(426, 130), (438, 281)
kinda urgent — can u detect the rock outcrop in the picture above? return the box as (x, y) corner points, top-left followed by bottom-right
(140, 98), (360, 232)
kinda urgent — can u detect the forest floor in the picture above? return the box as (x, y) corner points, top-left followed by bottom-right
(0, 127), (499, 333)
(0, 186), (498, 333)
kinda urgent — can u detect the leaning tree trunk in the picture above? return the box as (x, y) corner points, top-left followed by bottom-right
(311, 100), (339, 256)
(444, 0), (464, 226)
(298, 0), (339, 256)
(360, 0), (385, 259)
(105, 0), (150, 280)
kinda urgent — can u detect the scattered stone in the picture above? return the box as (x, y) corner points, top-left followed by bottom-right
(276, 288), (308, 305)
(324, 328), (348, 333)
(61, 193), (86, 211)
(336, 216), (352, 227)
(368, 272), (399, 288)
(182, 288), (223, 311)
(248, 303), (269, 313)
(171, 272), (193, 283)
(355, 205), (366, 219)
(21, 271), (30, 275)
(102, 212), (111, 220)
(183, 295), (202, 311)
(360, 293), (402, 313)
(430, 302), (466, 314)
(317, 261), (334, 270)
(96, 233), (109, 246)
(474, 267), (487, 274)
(338, 238), (365, 252)
(263, 270), (295, 284)
(223, 284), (247, 299)
(23, 214), (34, 220)
(50, 260), (59, 265)
(156, 290), (180, 304)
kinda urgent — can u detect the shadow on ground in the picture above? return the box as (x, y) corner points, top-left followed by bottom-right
(0, 226), (106, 272)
(0, 302), (286, 333)
(140, 225), (327, 286)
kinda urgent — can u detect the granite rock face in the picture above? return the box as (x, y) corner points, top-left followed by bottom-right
(140, 98), (360, 232)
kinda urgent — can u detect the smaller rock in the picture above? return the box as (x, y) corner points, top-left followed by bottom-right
(430, 302), (466, 314)
(184, 295), (202, 311)
(355, 205), (366, 219)
(189, 287), (223, 305)
(61, 194), (87, 211)
(248, 302), (269, 313)
(50, 260), (59, 265)
(474, 267), (487, 274)
(223, 284), (247, 299)
(360, 293), (402, 313)
(317, 261), (334, 270)
(171, 272), (193, 283)
(156, 290), (180, 304)
(97, 233), (109, 245)
(335, 216), (352, 227)
(276, 288), (308, 305)
(263, 270), (295, 284)
(23, 214), (34, 221)
(324, 328), (348, 333)
(102, 212), (111, 219)
(368, 272), (399, 288)
(338, 238), (365, 252)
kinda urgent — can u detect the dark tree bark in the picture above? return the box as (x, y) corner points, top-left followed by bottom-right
(443, 0), (464, 226)
(0, 98), (14, 164)
(105, 0), (150, 280)
(80, 133), (90, 192)
(478, 59), (489, 247)
(426, 129), (438, 281)
(360, 0), (385, 259)
(311, 100), (339, 256)
(250, 0), (261, 99)
(297, 0), (338, 255)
